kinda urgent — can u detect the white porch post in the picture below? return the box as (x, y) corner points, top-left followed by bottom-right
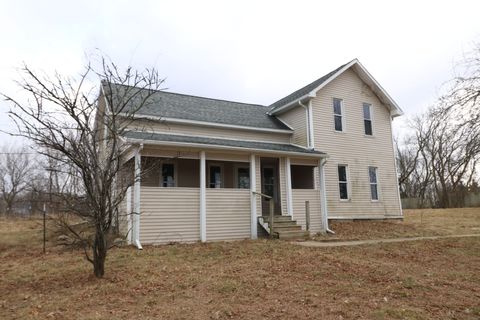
(318, 158), (329, 232)
(286, 157), (293, 217)
(200, 151), (207, 242)
(134, 150), (143, 249)
(250, 154), (257, 239)
(126, 186), (132, 245)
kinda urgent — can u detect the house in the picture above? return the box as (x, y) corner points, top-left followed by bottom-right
(103, 59), (403, 247)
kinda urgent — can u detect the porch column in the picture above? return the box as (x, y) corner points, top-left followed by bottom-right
(318, 158), (329, 232)
(286, 157), (293, 217)
(133, 150), (143, 249)
(200, 151), (207, 242)
(250, 154), (257, 239)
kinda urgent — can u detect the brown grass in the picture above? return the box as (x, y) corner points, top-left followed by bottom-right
(313, 207), (480, 241)
(1, 209), (480, 319)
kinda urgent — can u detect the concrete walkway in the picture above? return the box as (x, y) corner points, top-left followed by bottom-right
(293, 233), (480, 248)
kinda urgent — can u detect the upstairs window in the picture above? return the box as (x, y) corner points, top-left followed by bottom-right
(369, 166), (379, 200)
(338, 165), (349, 200)
(333, 98), (343, 131)
(363, 103), (373, 135)
(161, 163), (175, 187)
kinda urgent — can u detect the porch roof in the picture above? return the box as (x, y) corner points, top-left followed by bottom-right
(124, 131), (326, 157)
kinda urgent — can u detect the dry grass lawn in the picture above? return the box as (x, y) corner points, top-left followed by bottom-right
(1, 208), (479, 319)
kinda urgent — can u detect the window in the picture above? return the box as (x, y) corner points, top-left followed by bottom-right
(161, 163), (175, 187)
(363, 103), (373, 135)
(291, 165), (314, 189)
(338, 165), (349, 200)
(209, 165), (223, 188)
(333, 98), (343, 131)
(369, 166), (379, 200)
(236, 167), (250, 189)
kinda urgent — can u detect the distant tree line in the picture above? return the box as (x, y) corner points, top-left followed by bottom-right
(396, 43), (480, 208)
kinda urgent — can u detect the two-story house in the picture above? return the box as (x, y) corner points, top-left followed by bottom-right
(104, 59), (403, 247)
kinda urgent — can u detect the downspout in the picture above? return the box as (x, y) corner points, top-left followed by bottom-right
(298, 100), (313, 150)
(319, 157), (335, 234)
(134, 143), (144, 249)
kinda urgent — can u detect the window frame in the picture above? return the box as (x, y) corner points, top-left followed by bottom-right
(368, 166), (379, 201)
(234, 164), (250, 189)
(337, 164), (350, 201)
(208, 162), (224, 188)
(363, 103), (373, 136)
(160, 160), (177, 188)
(333, 98), (345, 132)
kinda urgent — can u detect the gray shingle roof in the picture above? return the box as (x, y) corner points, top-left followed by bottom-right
(124, 131), (325, 155)
(104, 83), (291, 131)
(268, 61), (350, 113)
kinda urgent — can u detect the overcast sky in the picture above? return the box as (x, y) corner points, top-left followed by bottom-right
(1, 0), (479, 143)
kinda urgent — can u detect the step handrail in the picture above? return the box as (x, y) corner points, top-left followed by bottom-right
(252, 191), (274, 237)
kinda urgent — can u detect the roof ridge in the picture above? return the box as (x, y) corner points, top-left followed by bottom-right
(104, 81), (268, 108)
(268, 60), (353, 112)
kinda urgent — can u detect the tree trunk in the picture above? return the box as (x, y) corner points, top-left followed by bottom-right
(92, 227), (107, 278)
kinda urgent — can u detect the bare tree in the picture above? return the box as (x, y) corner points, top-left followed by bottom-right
(3, 58), (164, 277)
(0, 145), (33, 215)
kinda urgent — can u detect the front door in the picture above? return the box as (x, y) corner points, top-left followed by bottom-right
(261, 158), (281, 215)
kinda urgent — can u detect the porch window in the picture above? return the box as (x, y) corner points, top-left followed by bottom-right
(236, 167), (250, 189)
(363, 103), (373, 135)
(338, 165), (349, 200)
(291, 165), (314, 189)
(161, 163), (175, 187)
(333, 98), (343, 131)
(209, 164), (223, 188)
(369, 166), (379, 200)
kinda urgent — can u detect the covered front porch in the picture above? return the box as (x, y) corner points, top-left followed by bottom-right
(121, 136), (329, 245)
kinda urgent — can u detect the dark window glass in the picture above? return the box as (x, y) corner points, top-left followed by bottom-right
(338, 165), (348, 200)
(333, 98), (343, 131)
(291, 165), (314, 189)
(364, 120), (372, 135)
(209, 166), (222, 188)
(335, 115), (343, 131)
(339, 183), (348, 200)
(237, 167), (250, 189)
(262, 167), (275, 197)
(370, 184), (378, 200)
(369, 167), (378, 200)
(363, 103), (373, 135)
(162, 163), (175, 187)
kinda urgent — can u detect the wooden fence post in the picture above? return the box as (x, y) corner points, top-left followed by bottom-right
(305, 200), (310, 231)
(269, 199), (275, 238)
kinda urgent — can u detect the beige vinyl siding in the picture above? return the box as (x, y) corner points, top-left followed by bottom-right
(292, 189), (322, 233)
(140, 187), (200, 244)
(206, 189), (251, 240)
(279, 157), (287, 215)
(311, 68), (401, 218)
(127, 120), (291, 143)
(278, 106), (308, 147)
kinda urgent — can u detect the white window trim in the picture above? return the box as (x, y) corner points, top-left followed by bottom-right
(337, 164), (350, 201)
(159, 159), (178, 187)
(233, 164), (250, 189)
(369, 166), (380, 202)
(363, 103), (374, 136)
(208, 162), (225, 188)
(333, 98), (346, 133)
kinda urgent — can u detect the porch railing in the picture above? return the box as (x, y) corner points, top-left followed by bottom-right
(252, 191), (275, 238)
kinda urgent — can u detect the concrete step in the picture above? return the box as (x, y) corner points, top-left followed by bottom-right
(275, 230), (310, 240)
(271, 224), (302, 231)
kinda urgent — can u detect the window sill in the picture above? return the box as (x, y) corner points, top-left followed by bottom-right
(333, 130), (346, 134)
(364, 134), (375, 138)
(339, 199), (351, 202)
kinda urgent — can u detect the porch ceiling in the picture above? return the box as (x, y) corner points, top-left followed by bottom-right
(123, 131), (326, 157)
